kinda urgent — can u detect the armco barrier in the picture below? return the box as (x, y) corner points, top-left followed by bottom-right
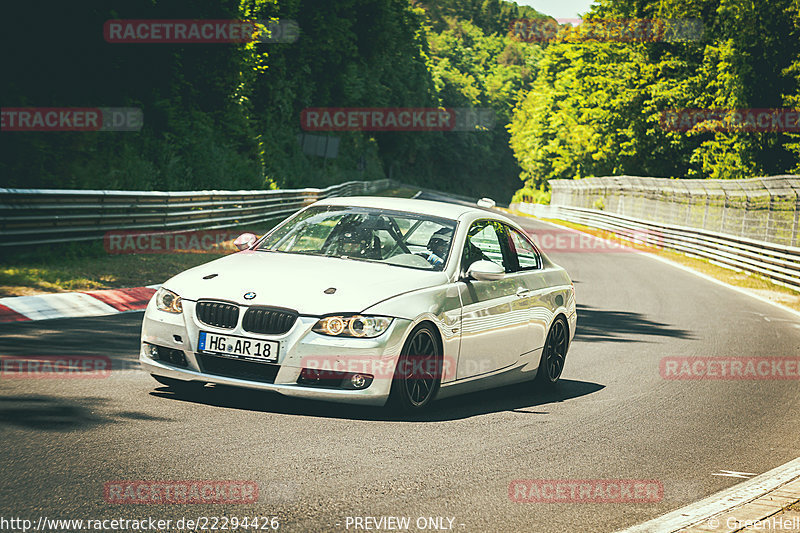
(0, 179), (390, 247)
(512, 203), (800, 290)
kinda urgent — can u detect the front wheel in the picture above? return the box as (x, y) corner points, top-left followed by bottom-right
(536, 316), (569, 386)
(388, 324), (442, 412)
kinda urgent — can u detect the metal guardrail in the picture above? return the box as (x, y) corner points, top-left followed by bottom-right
(543, 175), (800, 248)
(0, 179), (391, 247)
(511, 203), (800, 290)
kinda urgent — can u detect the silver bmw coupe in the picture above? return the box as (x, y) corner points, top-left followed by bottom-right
(140, 196), (576, 411)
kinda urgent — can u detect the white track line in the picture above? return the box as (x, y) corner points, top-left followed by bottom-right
(509, 212), (800, 321)
(638, 252), (800, 321)
(507, 210), (800, 531)
(615, 457), (800, 533)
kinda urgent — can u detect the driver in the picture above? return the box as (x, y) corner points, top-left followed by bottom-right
(424, 227), (453, 267)
(336, 218), (381, 259)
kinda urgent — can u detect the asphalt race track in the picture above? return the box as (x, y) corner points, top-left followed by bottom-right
(1, 213), (799, 533)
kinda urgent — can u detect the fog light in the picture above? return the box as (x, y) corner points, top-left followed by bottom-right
(144, 343), (187, 368)
(350, 374), (369, 389)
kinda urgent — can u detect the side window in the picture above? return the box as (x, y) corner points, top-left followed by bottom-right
(506, 226), (541, 271)
(462, 221), (509, 273)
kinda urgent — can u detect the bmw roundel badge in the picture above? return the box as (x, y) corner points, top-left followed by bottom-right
(243, 292), (257, 300)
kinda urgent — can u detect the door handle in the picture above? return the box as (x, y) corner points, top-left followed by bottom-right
(516, 287), (532, 297)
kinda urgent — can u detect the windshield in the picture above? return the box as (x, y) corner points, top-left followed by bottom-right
(257, 206), (457, 271)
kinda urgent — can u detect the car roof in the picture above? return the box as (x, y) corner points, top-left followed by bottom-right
(314, 195), (512, 224)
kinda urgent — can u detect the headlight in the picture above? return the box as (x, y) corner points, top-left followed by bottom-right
(155, 288), (183, 314)
(312, 315), (393, 338)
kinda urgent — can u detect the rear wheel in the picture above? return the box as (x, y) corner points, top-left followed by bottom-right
(536, 316), (568, 385)
(151, 374), (205, 394)
(388, 324), (442, 412)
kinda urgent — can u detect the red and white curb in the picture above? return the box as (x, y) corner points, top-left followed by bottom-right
(0, 285), (160, 323)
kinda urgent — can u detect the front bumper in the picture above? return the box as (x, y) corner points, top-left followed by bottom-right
(140, 297), (411, 407)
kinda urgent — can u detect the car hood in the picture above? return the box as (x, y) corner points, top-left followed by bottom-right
(164, 250), (449, 316)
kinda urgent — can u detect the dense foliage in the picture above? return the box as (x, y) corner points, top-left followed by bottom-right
(3, 0), (796, 202)
(509, 0), (800, 201)
(0, 0), (541, 200)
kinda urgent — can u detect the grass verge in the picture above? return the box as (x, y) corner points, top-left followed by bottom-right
(0, 187), (418, 298)
(0, 223), (276, 297)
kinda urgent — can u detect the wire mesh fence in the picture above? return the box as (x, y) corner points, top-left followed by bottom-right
(543, 175), (800, 247)
(511, 202), (800, 290)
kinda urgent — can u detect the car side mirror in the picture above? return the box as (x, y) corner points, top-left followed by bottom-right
(466, 260), (505, 281)
(234, 233), (257, 251)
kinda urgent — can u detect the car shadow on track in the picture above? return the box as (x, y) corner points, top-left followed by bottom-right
(148, 378), (604, 422)
(575, 304), (694, 343)
(0, 313), (144, 357)
(0, 395), (172, 431)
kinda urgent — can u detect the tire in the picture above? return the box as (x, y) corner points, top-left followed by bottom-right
(388, 324), (442, 412)
(151, 374), (205, 393)
(536, 316), (569, 386)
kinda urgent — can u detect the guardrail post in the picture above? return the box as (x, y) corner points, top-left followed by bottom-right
(740, 181), (748, 238)
(720, 187), (727, 235)
(683, 181), (690, 226)
(700, 182), (709, 230)
(793, 193), (800, 248)
(765, 202), (771, 243)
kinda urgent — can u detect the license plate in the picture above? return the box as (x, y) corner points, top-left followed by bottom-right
(198, 331), (279, 363)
